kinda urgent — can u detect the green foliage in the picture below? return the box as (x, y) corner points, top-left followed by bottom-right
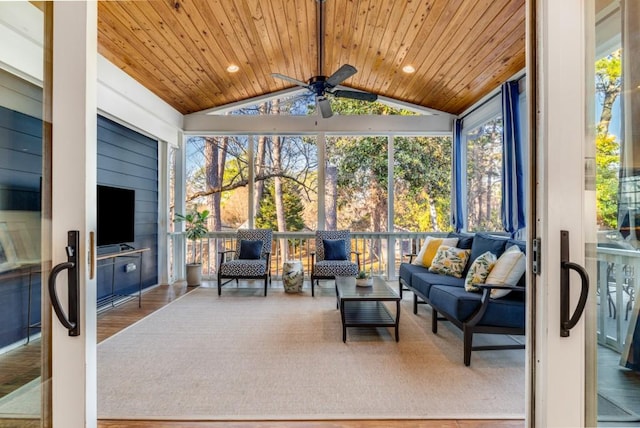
(596, 132), (619, 229)
(594, 49), (621, 229)
(174, 209), (210, 264)
(255, 180), (305, 231)
(326, 99), (452, 232)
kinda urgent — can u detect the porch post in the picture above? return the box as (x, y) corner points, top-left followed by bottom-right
(174, 130), (186, 280)
(387, 135), (395, 279)
(318, 132), (326, 230)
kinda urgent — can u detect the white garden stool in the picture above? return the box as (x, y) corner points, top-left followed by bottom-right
(282, 260), (304, 293)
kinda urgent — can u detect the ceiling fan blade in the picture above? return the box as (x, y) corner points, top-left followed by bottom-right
(271, 73), (309, 88)
(325, 64), (357, 87)
(316, 96), (333, 118)
(333, 89), (378, 102)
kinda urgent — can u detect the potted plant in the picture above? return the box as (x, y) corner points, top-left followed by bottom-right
(174, 209), (210, 286)
(356, 270), (372, 287)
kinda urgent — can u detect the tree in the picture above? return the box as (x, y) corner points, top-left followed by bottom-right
(255, 180), (305, 232)
(595, 50), (622, 229)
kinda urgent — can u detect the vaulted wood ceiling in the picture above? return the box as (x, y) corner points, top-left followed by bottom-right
(97, 0), (526, 116)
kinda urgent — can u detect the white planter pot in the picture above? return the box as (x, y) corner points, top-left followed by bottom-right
(356, 277), (372, 287)
(186, 263), (202, 286)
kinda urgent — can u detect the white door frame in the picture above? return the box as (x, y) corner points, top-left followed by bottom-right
(531, 0), (594, 426)
(51, 2), (98, 427)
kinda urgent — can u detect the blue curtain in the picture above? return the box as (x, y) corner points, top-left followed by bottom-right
(451, 118), (465, 232)
(501, 81), (525, 237)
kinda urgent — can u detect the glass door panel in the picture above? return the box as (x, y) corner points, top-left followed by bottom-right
(593, 0), (640, 424)
(0, 2), (50, 427)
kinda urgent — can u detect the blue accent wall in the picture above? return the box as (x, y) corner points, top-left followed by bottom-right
(0, 108), (160, 347)
(0, 105), (42, 347)
(96, 116), (158, 301)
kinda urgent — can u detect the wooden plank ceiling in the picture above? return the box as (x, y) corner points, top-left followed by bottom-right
(98, 0), (525, 116)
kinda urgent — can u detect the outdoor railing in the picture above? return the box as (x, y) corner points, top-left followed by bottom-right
(169, 231), (450, 284)
(595, 246), (640, 353)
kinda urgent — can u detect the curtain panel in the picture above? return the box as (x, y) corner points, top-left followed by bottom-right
(501, 80), (526, 237)
(451, 118), (465, 232)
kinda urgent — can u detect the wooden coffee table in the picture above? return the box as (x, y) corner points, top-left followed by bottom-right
(334, 276), (401, 342)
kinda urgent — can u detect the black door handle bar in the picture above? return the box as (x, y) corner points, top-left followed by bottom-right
(48, 231), (80, 337)
(560, 230), (590, 337)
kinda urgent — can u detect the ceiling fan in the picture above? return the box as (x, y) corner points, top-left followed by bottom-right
(271, 0), (378, 118)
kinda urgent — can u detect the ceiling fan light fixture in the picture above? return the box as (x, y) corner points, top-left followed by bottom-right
(226, 64), (240, 73)
(402, 65), (416, 74)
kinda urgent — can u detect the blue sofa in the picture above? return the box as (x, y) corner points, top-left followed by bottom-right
(399, 232), (526, 366)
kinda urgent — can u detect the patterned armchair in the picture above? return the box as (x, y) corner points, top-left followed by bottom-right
(310, 230), (360, 297)
(218, 229), (273, 296)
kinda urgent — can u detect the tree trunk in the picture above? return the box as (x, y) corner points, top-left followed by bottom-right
(205, 136), (227, 269)
(253, 103), (268, 217)
(325, 165), (338, 230)
(428, 195), (438, 231)
(273, 132), (288, 259)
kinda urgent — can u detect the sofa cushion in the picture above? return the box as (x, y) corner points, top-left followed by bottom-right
(429, 285), (525, 329)
(447, 232), (475, 249)
(464, 250), (497, 292)
(464, 233), (510, 277)
(506, 239), (527, 288)
(413, 236), (459, 267)
(412, 271), (465, 300)
(399, 263), (428, 288)
(429, 246), (471, 278)
(485, 245), (526, 298)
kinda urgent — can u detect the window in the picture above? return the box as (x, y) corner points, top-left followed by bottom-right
(393, 136), (452, 232)
(325, 135), (388, 232)
(465, 115), (503, 232)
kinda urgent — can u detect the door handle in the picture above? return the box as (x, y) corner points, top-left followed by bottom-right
(560, 230), (589, 337)
(48, 230), (80, 336)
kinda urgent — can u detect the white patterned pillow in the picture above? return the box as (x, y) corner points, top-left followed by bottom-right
(485, 245), (526, 298)
(464, 251), (497, 292)
(412, 236), (459, 267)
(428, 246), (471, 278)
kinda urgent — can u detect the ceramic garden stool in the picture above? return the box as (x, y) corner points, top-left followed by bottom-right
(282, 260), (304, 293)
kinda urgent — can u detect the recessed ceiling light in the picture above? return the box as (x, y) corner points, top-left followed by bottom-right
(402, 65), (415, 74)
(227, 64), (239, 73)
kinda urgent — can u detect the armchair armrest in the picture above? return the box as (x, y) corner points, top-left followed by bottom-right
(219, 249), (236, 267)
(351, 251), (361, 271)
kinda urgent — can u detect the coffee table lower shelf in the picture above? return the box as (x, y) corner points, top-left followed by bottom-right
(341, 300), (399, 342)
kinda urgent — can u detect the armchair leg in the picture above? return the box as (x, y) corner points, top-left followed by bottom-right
(264, 276), (268, 296)
(413, 294), (418, 314)
(217, 274), (222, 296)
(312, 279), (315, 297)
(399, 279), (403, 299)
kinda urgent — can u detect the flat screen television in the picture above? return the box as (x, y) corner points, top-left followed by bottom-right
(97, 185), (135, 247)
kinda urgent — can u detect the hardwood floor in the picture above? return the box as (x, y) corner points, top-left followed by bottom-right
(0, 281), (525, 428)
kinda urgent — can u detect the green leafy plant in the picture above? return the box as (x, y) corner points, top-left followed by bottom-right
(356, 270), (369, 279)
(174, 209), (210, 264)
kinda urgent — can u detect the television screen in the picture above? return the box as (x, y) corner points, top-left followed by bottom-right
(97, 185), (135, 246)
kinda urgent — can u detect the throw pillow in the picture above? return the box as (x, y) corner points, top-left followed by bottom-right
(464, 251), (497, 292)
(323, 239), (347, 260)
(485, 244), (526, 298)
(238, 240), (262, 259)
(428, 246), (471, 278)
(412, 236), (459, 267)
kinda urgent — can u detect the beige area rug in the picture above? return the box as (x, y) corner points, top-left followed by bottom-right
(97, 285), (525, 420)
